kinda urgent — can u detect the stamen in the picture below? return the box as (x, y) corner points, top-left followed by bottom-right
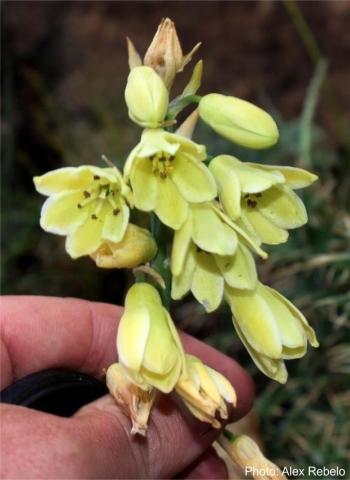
(93, 175), (100, 180)
(83, 190), (91, 198)
(113, 208), (120, 216)
(77, 203), (82, 209)
(91, 214), (98, 220)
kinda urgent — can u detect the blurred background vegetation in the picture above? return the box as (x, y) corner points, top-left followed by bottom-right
(1, 1), (349, 476)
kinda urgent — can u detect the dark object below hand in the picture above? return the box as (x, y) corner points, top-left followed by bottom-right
(0, 369), (108, 417)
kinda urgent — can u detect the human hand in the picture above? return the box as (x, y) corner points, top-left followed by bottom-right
(0, 296), (254, 479)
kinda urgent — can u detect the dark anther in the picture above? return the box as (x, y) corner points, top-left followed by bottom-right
(113, 208), (120, 216)
(255, 193), (262, 198)
(247, 199), (257, 208)
(160, 172), (167, 179)
(93, 175), (100, 180)
(91, 214), (98, 220)
(244, 194), (249, 199)
(77, 203), (82, 209)
(83, 191), (91, 198)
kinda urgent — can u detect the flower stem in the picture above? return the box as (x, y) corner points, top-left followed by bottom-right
(150, 214), (171, 309)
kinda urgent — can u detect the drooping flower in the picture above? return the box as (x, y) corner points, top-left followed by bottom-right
(175, 354), (236, 428)
(117, 283), (185, 393)
(33, 166), (130, 259)
(209, 155), (317, 245)
(225, 282), (319, 383)
(171, 203), (265, 312)
(219, 432), (286, 480)
(124, 66), (169, 128)
(90, 224), (157, 269)
(124, 128), (217, 229)
(106, 362), (155, 436)
(198, 93), (279, 149)
(143, 17), (201, 89)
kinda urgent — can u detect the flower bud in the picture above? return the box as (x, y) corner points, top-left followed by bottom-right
(106, 363), (155, 436)
(124, 66), (169, 128)
(90, 224), (157, 269)
(144, 17), (200, 89)
(176, 354), (236, 428)
(199, 93), (279, 149)
(117, 283), (185, 393)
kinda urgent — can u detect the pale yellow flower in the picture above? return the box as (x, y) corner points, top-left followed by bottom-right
(117, 283), (185, 393)
(225, 282), (319, 383)
(90, 224), (157, 268)
(124, 129), (217, 229)
(124, 66), (169, 128)
(33, 166), (130, 259)
(210, 155), (317, 245)
(171, 203), (265, 312)
(176, 354), (236, 428)
(198, 93), (279, 149)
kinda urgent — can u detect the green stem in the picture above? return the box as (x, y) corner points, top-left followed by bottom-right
(151, 214), (172, 309)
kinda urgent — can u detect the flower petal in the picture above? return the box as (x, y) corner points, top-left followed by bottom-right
(34, 166), (117, 196)
(242, 208), (289, 245)
(171, 213), (192, 276)
(65, 214), (104, 259)
(172, 154), (217, 203)
(215, 243), (257, 290)
(155, 179), (188, 229)
(258, 185), (308, 229)
(248, 164), (318, 189)
(171, 244), (196, 300)
(209, 157), (241, 220)
(191, 252), (224, 313)
(232, 315), (288, 384)
(102, 199), (129, 243)
(191, 204), (237, 255)
(130, 157), (159, 211)
(40, 191), (88, 235)
(226, 287), (282, 358)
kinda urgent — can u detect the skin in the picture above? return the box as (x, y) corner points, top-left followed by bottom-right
(0, 296), (254, 479)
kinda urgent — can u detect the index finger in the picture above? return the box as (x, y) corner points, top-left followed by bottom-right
(1, 295), (254, 419)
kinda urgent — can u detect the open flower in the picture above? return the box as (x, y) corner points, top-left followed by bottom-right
(225, 282), (319, 383)
(175, 354), (236, 428)
(171, 203), (265, 312)
(199, 93), (279, 149)
(210, 155), (317, 245)
(124, 129), (217, 229)
(33, 166), (130, 258)
(117, 283), (185, 393)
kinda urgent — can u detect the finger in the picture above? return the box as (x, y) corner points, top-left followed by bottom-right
(179, 448), (228, 479)
(1, 297), (254, 421)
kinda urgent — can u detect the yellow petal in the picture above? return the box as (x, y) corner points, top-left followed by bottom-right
(191, 252), (224, 312)
(257, 283), (306, 355)
(232, 315), (288, 383)
(65, 214), (104, 258)
(171, 243), (196, 300)
(242, 208), (289, 245)
(206, 366), (237, 405)
(34, 166), (113, 196)
(164, 131), (207, 162)
(141, 359), (182, 393)
(40, 191), (88, 235)
(209, 157), (241, 220)
(250, 164), (318, 189)
(192, 204), (237, 255)
(155, 179), (188, 229)
(265, 286), (319, 348)
(129, 157), (159, 211)
(258, 185), (307, 229)
(226, 287), (282, 358)
(172, 154), (217, 203)
(102, 199), (129, 243)
(171, 214), (192, 276)
(215, 243), (257, 290)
